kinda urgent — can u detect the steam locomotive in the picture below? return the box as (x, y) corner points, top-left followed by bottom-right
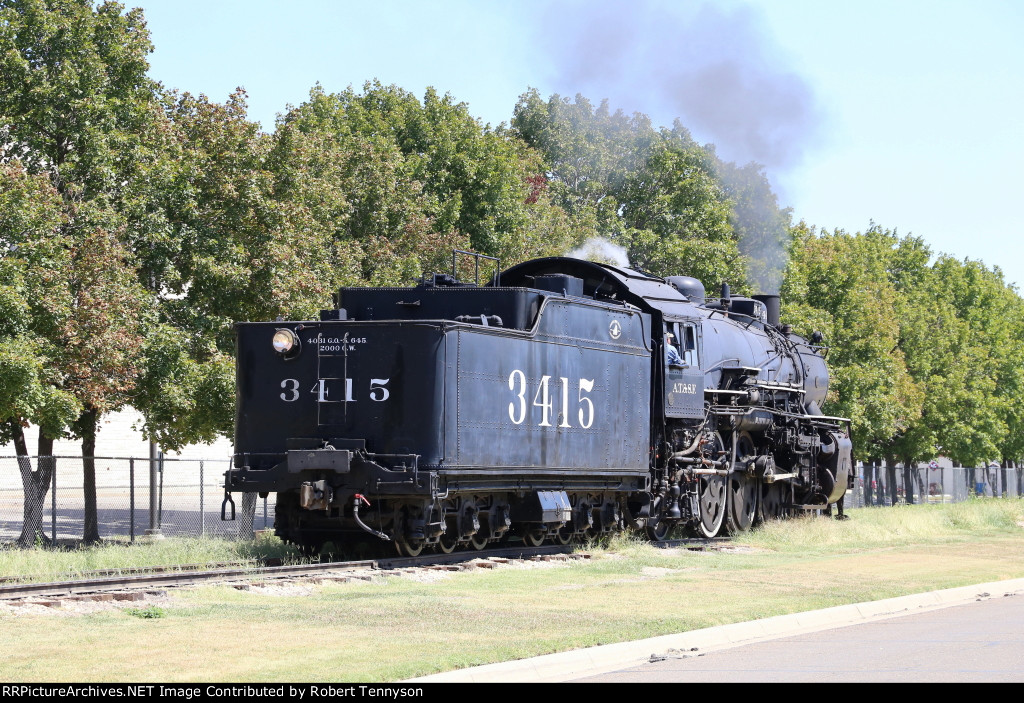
(224, 253), (852, 555)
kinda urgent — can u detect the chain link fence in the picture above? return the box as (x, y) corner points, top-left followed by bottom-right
(3, 456), (1022, 543)
(0, 455), (274, 544)
(847, 464), (1024, 508)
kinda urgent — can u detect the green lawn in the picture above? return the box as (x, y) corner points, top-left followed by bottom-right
(1, 499), (1022, 682)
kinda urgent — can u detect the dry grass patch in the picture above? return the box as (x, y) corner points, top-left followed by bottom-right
(2, 501), (1023, 681)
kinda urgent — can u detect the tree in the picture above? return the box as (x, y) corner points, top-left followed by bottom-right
(0, 162), (81, 544)
(511, 90), (750, 289)
(63, 223), (149, 542)
(781, 223), (1024, 485)
(915, 256), (1009, 468)
(782, 225), (923, 459)
(0, 0), (168, 541)
(617, 126), (742, 287)
(269, 82), (579, 282)
(511, 89), (655, 218)
(268, 85), (458, 288)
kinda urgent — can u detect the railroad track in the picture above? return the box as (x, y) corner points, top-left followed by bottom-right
(0, 537), (727, 604)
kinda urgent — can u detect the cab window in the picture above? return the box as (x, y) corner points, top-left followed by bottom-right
(673, 322), (699, 368)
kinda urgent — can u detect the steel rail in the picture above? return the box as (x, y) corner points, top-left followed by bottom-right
(0, 535), (737, 602)
(0, 543), (585, 601)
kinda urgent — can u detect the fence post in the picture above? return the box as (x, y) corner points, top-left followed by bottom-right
(130, 458), (135, 543)
(146, 442), (163, 540)
(158, 451), (164, 529)
(50, 456), (56, 544)
(200, 460), (205, 536)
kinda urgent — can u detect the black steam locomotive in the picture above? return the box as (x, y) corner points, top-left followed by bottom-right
(224, 253), (852, 555)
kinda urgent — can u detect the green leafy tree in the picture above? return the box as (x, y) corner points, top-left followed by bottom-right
(915, 256), (1008, 468)
(511, 89), (655, 218)
(62, 223), (149, 542)
(268, 85), (458, 287)
(993, 287), (1024, 467)
(617, 126), (741, 286)
(0, 0), (177, 541)
(783, 225), (923, 458)
(511, 90), (749, 289)
(270, 82), (578, 282)
(782, 223), (1024, 483)
(0, 163), (81, 544)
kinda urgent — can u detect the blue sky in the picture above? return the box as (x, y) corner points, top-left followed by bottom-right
(135, 0), (1024, 289)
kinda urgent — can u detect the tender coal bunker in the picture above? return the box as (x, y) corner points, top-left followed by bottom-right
(530, 274), (584, 297)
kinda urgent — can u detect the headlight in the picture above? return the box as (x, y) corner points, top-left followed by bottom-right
(272, 328), (299, 355)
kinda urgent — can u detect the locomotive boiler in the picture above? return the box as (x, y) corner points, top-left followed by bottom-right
(224, 253), (852, 555)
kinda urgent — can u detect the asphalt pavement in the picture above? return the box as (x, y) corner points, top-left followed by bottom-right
(407, 577), (1024, 683)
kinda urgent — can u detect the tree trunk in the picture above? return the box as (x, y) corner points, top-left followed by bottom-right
(15, 426), (55, 548)
(886, 459), (898, 505)
(80, 407), (101, 544)
(863, 461), (875, 507)
(902, 459), (915, 505)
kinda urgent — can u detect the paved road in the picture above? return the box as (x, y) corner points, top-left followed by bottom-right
(409, 578), (1024, 683)
(573, 592), (1024, 682)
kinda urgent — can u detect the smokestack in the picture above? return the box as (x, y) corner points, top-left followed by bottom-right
(753, 294), (780, 328)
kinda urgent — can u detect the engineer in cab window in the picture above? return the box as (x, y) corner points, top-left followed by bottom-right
(666, 333), (685, 367)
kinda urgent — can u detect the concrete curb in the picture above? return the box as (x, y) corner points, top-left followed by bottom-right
(406, 578), (1024, 683)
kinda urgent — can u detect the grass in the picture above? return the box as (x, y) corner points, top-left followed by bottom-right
(125, 605), (166, 619)
(0, 532), (302, 582)
(742, 497), (1024, 552)
(0, 499), (1022, 682)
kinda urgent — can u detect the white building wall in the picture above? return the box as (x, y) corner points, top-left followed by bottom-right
(0, 407), (233, 489)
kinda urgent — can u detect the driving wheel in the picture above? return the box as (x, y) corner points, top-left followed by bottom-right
(726, 432), (758, 533)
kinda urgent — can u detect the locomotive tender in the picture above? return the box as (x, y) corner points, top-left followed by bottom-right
(225, 253), (852, 555)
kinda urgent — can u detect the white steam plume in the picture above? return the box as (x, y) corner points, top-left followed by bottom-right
(567, 237), (631, 267)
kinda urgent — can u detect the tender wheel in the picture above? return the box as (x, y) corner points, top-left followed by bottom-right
(697, 475), (727, 537)
(726, 432), (758, 533)
(522, 530), (546, 547)
(437, 534), (458, 554)
(394, 538), (425, 557)
(555, 526), (574, 544)
(469, 533), (489, 551)
(436, 518), (459, 554)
